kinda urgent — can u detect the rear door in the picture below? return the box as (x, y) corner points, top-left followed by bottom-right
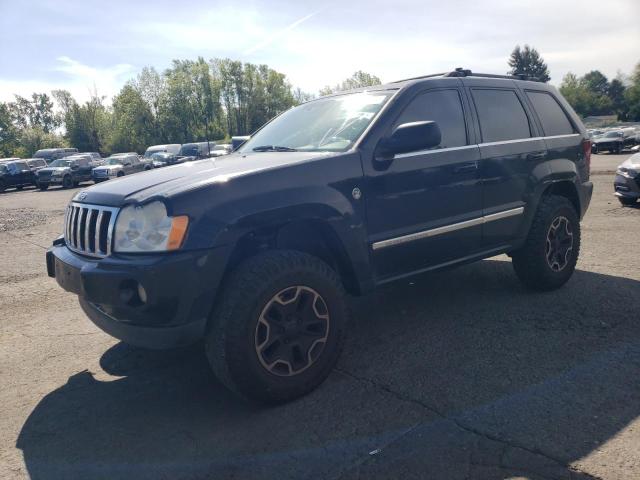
(77, 157), (92, 180)
(365, 87), (483, 281)
(465, 82), (547, 248)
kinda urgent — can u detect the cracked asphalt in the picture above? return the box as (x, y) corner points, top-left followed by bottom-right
(1, 154), (639, 480)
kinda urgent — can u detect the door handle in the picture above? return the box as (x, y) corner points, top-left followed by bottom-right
(453, 161), (478, 174)
(526, 151), (547, 161)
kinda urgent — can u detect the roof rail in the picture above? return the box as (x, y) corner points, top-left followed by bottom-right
(390, 67), (542, 84)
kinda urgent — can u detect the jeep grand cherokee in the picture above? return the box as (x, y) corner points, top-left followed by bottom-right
(46, 69), (593, 403)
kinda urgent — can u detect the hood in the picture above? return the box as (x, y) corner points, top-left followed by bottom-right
(74, 150), (334, 207)
(38, 167), (70, 174)
(619, 153), (640, 170)
(593, 136), (621, 144)
(94, 164), (123, 171)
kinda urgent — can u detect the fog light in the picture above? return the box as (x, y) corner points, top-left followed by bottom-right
(137, 283), (147, 304)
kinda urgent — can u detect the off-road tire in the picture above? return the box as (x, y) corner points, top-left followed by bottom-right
(512, 195), (580, 291)
(618, 196), (638, 206)
(205, 250), (348, 404)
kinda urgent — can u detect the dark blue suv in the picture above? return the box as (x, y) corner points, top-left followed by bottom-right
(47, 69), (593, 403)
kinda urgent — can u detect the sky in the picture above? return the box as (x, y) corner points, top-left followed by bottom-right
(0, 0), (639, 104)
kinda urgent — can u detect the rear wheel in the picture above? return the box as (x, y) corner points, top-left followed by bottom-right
(39, 183), (49, 191)
(618, 196), (638, 206)
(117, 172), (125, 177)
(62, 175), (72, 189)
(16, 185), (23, 191)
(512, 195), (580, 291)
(205, 250), (348, 404)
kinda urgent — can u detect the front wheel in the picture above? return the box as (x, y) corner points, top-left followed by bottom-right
(512, 195), (580, 291)
(0, 180), (6, 193)
(117, 172), (125, 177)
(205, 250), (348, 404)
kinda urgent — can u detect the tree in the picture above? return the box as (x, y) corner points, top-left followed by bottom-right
(624, 62), (640, 121)
(17, 127), (67, 157)
(0, 102), (19, 157)
(507, 45), (550, 82)
(608, 77), (627, 120)
(319, 71), (382, 96)
(106, 84), (155, 153)
(8, 93), (59, 133)
(64, 91), (111, 153)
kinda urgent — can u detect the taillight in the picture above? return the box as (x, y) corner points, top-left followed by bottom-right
(582, 139), (591, 175)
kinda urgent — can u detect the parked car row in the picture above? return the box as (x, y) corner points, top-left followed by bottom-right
(588, 126), (640, 154)
(0, 140), (234, 193)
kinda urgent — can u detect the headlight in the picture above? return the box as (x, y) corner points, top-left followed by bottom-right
(114, 201), (189, 252)
(617, 168), (638, 178)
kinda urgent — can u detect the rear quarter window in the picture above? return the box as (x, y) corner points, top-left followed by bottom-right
(526, 91), (575, 136)
(472, 89), (531, 143)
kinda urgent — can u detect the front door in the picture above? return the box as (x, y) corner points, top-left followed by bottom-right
(365, 88), (483, 282)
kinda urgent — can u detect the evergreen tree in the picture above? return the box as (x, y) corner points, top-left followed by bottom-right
(507, 45), (550, 82)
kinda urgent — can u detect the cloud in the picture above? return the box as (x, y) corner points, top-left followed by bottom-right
(0, 57), (136, 103)
(243, 10), (320, 55)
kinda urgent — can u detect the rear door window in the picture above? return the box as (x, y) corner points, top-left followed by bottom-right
(394, 89), (468, 149)
(526, 91), (575, 136)
(472, 89), (532, 143)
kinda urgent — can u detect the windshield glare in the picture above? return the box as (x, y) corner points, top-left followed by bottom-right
(49, 159), (71, 167)
(239, 92), (392, 153)
(106, 158), (123, 165)
(606, 131), (622, 137)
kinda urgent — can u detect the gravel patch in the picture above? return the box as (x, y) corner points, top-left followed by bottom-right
(0, 209), (60, 233)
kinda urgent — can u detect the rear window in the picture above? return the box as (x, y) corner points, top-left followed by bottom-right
(472, 89), (531, 143)
(526, 91), (575, 136)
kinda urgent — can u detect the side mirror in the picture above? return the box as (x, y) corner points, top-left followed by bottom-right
(71, 164), (79, 170)
(377, 121), (442, 158)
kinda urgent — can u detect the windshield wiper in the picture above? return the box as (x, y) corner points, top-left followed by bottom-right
(252, 145), (298, 152)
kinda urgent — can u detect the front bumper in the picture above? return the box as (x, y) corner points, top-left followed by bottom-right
(46, 242), (232, 349)
(614, 173), (640, 199)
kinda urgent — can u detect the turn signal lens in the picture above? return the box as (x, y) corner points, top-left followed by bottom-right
(167, 216), (189, 250)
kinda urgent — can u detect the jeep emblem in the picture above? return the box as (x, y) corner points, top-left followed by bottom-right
(78, 191), (88, 201)
(352, 188), (362, 200)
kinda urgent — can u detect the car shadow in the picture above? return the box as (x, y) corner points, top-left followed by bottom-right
(16, 259), (640, 479)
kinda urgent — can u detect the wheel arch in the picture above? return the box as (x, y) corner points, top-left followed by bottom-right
(222, 218), (366, 295)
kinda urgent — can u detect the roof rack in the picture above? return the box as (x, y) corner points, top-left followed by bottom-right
(391, 68), (542, 84)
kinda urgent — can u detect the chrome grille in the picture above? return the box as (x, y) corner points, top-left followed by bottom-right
(64, 202), (119, 257)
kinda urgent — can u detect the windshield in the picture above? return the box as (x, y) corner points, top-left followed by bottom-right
(144, 148), (164, 158)
(106, 158), (124, 165)
(605, 131), (622, 138)
(49, 159), (72, 167)
(239, 92), (393, 153)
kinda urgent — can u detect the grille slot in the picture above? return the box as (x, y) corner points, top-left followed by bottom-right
(64, 202), (119, 257)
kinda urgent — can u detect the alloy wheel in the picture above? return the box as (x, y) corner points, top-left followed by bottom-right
(545, 216), (573, 272)
(255, 286), (330, 377)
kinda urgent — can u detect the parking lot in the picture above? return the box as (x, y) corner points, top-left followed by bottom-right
(1, 154), (639, 480)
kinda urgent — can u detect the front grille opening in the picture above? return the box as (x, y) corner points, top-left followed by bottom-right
(64, 203), (118, 258)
